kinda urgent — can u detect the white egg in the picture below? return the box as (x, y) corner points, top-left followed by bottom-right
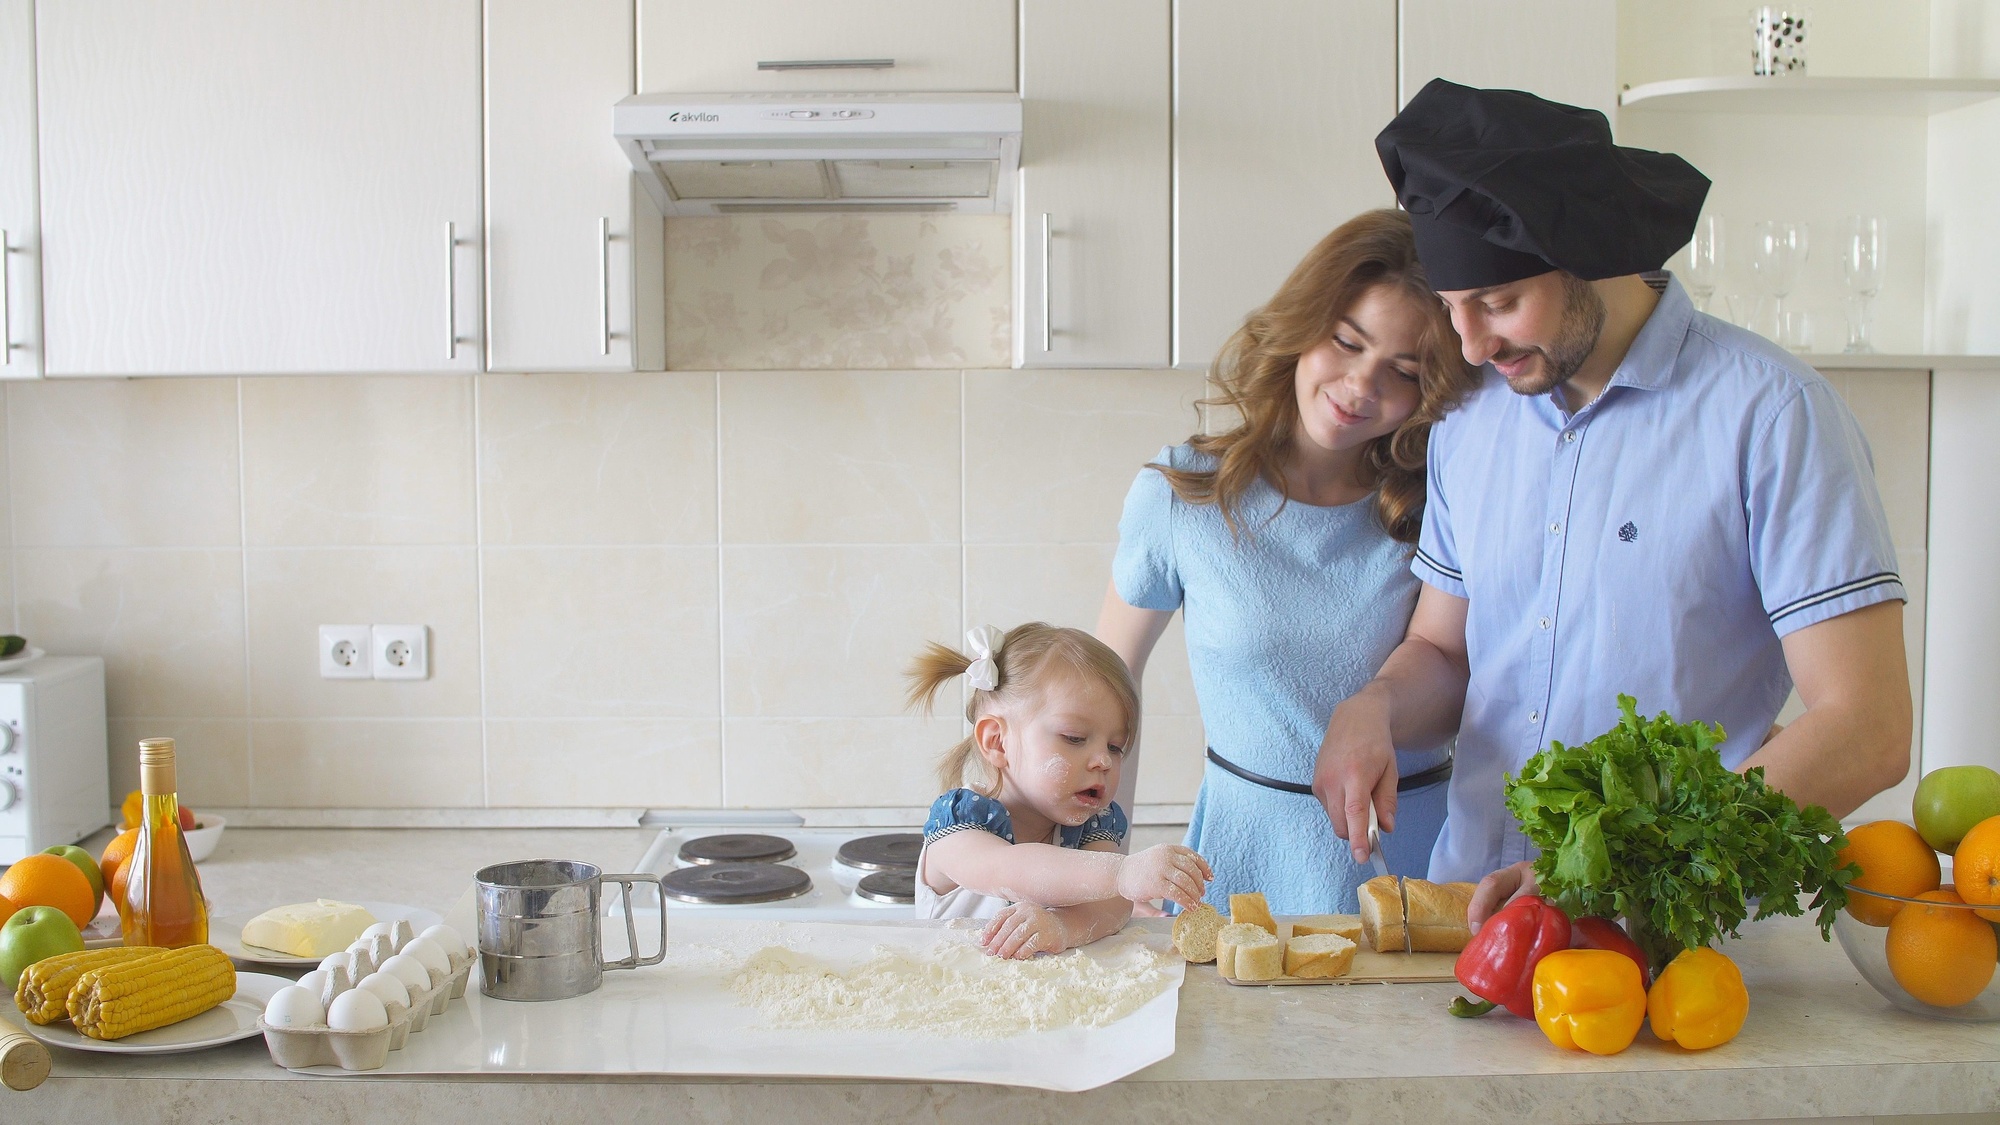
(359, 920), (395, 943)
(419, 923), (466, 956)
(326, 987), (389, 1033)
(317, 951), (351, 974)
(355, 970), (410, 1010)
(295, 969), (331, 996)
(262, 985), (325, 1029)
(402, 936), (451, 979)
(380, 952), (434, 991)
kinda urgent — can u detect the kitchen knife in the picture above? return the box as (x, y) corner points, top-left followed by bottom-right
(1364, 801), (1411, 953)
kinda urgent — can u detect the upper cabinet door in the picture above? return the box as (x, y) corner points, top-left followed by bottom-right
(1397, 0), (1616, 118)
(1015, 0), (1169, 368)
(637, 0), (1016, 93)
(486, 0), (664, 373)
(0, 0), (41, 379)
(1173, 0), (1398, 368)
(35, 0), (483, 376)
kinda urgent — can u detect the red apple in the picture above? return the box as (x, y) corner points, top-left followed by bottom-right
(178, 804), (196, 831)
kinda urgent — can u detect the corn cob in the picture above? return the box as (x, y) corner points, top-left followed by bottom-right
(67, 945), (235, 1040)
(14, 946), (167, 1025)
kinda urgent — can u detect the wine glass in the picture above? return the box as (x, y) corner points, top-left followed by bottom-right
(1751, 220), (1809, 337)
(1684, 215), (1724, 314)
(1842, 216), (1884, 354)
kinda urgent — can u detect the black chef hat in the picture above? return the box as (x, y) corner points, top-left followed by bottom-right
(1375, 79), (1711, 291)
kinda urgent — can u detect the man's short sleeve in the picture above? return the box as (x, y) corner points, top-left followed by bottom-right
(1411, 419), (1468, 597)
(1111, 449), (1184, 612)
(1747, 379), (1906, 637)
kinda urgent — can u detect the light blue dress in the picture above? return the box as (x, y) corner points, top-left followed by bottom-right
(1114, 443), (1449, 915)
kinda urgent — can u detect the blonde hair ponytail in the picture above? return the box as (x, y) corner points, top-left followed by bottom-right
(904, 623), (1140, 797)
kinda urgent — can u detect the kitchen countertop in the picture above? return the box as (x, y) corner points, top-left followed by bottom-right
(6, 827), (1998, 1124)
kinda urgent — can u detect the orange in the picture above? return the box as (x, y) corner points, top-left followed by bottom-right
(0, 890), (15, 928)
(1952, 816), (2000, 923)
(1885, 888), (1999, 1008)
(1838, 820), (1942, 926)
(119, 789), (143, 832)
(0, 853), (97, 929)
(99, 828), (140, 910)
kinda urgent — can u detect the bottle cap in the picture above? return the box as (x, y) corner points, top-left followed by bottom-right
(138, 737), (177, 796)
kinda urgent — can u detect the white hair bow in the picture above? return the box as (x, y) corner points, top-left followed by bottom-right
(964, 625), (1003, 691)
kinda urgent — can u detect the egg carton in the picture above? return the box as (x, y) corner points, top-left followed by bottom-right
(259, 920), (475, 1072)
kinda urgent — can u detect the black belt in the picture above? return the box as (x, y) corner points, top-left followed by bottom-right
(1205, 747), (1453, 796)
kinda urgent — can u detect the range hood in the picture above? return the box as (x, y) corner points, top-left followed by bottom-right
(614, 92), (1021, 217)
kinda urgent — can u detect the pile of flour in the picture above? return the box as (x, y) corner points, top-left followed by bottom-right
(725, 936), (1175, 1039)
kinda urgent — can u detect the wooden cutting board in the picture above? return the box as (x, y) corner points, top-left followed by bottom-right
(1217, 920), (1460, 986)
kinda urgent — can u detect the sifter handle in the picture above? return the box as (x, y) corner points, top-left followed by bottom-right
(1, 1028), (51, 1091)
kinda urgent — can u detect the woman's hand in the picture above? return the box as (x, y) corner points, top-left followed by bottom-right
(1313, 688), (1401, 863)
(981, 902), (1071, 959)
(1467, 860), (1540, 931)
(1114, 844), (1213, 909)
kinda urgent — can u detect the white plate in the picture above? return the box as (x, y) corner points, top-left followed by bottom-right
(208, 901), (445, 966)
(7, 971), (289, 1055)
(0, 646), (46, 673)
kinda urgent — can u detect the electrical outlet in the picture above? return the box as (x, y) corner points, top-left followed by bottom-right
(372, 624), (429, 681)
(319, 624), (373, 679)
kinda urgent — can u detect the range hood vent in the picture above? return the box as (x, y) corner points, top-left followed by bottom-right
(614, 93), (1022, 217)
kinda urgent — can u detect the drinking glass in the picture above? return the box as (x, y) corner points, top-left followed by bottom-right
(1779, 309), (1815, 353)
(1684, 215), (1724, 314)
(1842, 215), (1885, 354)
(1752, 7), (1808, 75)
(1751, 220), (1809, 331)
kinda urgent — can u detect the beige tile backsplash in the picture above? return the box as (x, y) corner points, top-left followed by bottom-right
(0, 364), (1930, 814)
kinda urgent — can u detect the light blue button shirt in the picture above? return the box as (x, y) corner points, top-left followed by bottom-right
(1415, 276), (1905, 883)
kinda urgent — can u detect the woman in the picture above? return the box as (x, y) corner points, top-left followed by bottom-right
(1096, 208), (1478, 915)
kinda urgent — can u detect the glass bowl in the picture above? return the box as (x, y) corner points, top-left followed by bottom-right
(1834, 875), (2000, 1021)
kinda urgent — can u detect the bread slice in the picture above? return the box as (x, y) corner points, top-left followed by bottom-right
(1290, 914), (1363, 943)
(1283, 933), (1358, 979)
(1404, 880), (1476, 953)
(1356, 875), (1406, 953)
(1171, 903), (1225, 964)
(1214, 922), (1271, 980)
(1229, 892), (1278, 936)
(1233, 929), (1284, 981)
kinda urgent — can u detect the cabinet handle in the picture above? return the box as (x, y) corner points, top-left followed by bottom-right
(599, 217), (612, 357)
(1, 228), (9, 366)
(756, 58), (895, 71)
(444, 221), (459, 361)
(1040, 212), (1053, 353)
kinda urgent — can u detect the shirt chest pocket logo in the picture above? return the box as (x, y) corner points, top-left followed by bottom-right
(1618, 521), (1638, 543)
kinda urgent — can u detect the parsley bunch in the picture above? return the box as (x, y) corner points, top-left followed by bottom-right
(1505, 695), (1857, 973)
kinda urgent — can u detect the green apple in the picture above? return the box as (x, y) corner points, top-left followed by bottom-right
(0, 905), (85, 989)
(1914, 765), (2000, 855)
(43, 844), (105, 910)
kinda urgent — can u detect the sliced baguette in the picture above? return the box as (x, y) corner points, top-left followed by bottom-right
(1355, 875), (1406, 953)
(1404, 880), (1476, 953)
(1233, 929), (1284, 981)
(1171, 903), (1226, 964)
(1229, 892), (1278, 936)
(1214, 923), (1271, 980)
(1283, 933), (1358, 979)
(1290, 914), (1363, 943)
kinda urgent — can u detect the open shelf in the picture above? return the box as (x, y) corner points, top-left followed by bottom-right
(1799, 354), (2000, 371)
(1619, 76), (2000, 116)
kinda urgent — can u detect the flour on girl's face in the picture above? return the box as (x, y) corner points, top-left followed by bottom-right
(987, 673), (1130, 830)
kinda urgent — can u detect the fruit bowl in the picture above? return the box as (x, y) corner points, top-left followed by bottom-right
(1835, 878), (2000, 1021)
(183, 814), (226, 863)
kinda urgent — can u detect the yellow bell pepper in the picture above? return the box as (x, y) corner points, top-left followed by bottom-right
(1648, 947), (1749, 1050)
(1531, 948), (1647, 1055)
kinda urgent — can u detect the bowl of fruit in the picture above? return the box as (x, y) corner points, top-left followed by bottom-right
(118, 789), (224, 862)
(1833, 766), (2000, 1021)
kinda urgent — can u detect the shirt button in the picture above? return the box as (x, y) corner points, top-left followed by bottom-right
(1563, 430), (1578, 443)
(1549, 521), (1562, 534)
(1529, 711), (1541, 724)
(1539, 617), (1551, 629)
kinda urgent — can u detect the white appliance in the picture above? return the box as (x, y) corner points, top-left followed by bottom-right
(0, 657), (110, 864)
(618, 823), (926, 922)
(612, 92), (1021, 216)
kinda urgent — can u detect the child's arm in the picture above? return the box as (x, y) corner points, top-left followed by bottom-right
(924, 829), (1209, 909)
(979, 841), (1136, 958)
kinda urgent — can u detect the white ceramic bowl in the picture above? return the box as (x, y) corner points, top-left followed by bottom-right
(183, 813), (226, 863)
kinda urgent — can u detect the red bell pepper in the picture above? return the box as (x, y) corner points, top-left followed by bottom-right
(1569, 915), (1650, 989)
(1450, 894), (1572, 1017)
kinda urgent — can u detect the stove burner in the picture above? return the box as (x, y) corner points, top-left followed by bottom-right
(855, 869), (916, 905)
(835, 833), (923, 872)
(662, 862), (813, 905)
(678, 833), (797, 866)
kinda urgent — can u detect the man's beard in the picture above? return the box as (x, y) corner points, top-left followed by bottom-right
(1498, 276), (1606, 397)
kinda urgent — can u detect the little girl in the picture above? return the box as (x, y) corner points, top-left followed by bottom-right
(908, 622), (1213, 959)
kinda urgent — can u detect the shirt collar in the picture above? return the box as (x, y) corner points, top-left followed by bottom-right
(1603, 272), (1693, 393)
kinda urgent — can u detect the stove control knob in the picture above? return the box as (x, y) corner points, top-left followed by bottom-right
(0, 778), (17, 811)
(0, 724), (16, 754)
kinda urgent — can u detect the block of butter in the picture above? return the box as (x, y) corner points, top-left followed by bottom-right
(241, 899), (378, 958)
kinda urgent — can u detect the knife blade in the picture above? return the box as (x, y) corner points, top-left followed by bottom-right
(1364, 799), (1390, 881)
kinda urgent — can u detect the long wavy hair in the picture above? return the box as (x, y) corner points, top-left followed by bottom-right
(1155, 208), (1477, 542)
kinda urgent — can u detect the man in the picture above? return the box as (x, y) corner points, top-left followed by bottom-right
(1314, 80), (1912, 927)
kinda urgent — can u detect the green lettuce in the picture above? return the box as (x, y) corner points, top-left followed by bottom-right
(1505, 695), (1857, 972)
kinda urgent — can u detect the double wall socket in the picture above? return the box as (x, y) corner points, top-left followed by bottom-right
(319, 625), (430, 681)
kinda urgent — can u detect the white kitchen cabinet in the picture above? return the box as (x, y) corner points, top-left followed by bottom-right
(34, 0), (483, 376)
(1014, 0), (1169, 368)
(1397, 0), (1616, 117)
(485, 0), (664, 373)
(1173, 0), (1399, 369)
(0, 0), (41, 379)
(637, 0), (1016, 94)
